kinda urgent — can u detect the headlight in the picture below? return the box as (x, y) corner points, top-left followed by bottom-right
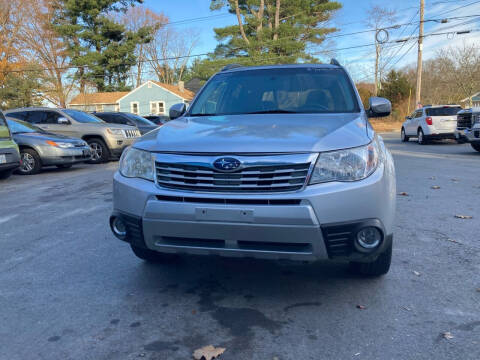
(107, 128), (124, 136)
(309, 138), (380, 184)
(45, 140), (74, 148)
(119, 147), (154, 181)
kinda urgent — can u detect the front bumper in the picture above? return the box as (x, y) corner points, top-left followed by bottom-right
(111, 158), (396, 262)
(40, 146), (91, 165)
(455, 128), (480, 144)
(106, 136), (138, 158)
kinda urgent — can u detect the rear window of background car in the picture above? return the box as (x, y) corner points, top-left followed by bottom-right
(426, 107), (462, 116)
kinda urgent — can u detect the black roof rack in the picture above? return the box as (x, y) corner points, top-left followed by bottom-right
(221, 64), (243, 71)
(330, 58), (341, 66)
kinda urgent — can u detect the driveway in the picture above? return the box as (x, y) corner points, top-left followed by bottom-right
(0, 133), (479, 360)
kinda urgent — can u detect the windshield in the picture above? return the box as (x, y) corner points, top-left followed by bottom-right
(426, 107), (462, 116)
(7, 119), (44, 134)
(63, 109), (104, 123)
(124, 113), (156, 126)
(189, 67), (359, 116)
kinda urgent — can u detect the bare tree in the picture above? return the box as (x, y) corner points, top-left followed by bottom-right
(120, 6), (168, 87)
(366, 6), (397, 96)
(17, 0), (74, 107)
(146, 25), (199, 85)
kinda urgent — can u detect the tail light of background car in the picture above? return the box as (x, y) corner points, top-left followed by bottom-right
(425, 116), (433, 125)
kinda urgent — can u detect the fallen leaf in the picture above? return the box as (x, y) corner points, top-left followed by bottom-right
(356, 305), (366, 310)
(431, 185), (440, 189)
(455, 215), (473, 219)
(443, 332), (454, 340)
(193, 345), (226, 360)
(429, 176), (436, 180)
(413, 271), (421, 276)
(447, 238), (461, 244)
(402, 306), (412, 311)
(398, 192), (409, 196)
(192, 310), (197, 315)
(476, 288), (480, 292)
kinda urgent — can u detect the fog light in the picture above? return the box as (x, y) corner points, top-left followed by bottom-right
(356, 227), (381, 250)
(111, 217), (127, 238)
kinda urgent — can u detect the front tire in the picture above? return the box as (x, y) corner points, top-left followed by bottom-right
(130, 245), (178, 263)
(417, 128), (426, 145)
(471, 143), (480, 152)
(350, 243), (392, 276)
(401, 128), (409, 142)
(86, 138), (109, 164)
(18, 149), (42, 175)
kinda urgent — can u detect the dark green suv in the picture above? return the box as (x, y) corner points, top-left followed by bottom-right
(0, 111), (20, 180)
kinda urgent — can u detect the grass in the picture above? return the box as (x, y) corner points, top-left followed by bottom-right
(369, 119), (403, 133)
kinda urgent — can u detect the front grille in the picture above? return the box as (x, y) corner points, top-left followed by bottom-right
(457, 113), (473, 129)
(155, 162), (311, 193)
(123, 129), (140, 138)
(155, 195), (301, 205)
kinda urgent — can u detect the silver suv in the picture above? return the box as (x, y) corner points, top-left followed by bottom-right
(110, 63), (396, 276)
(5, 108), (140, 163)
(401, 105), (462, 144)
(455, 108), (480, 152)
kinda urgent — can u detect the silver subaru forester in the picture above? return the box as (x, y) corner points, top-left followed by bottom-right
(110, 62), (396, 276)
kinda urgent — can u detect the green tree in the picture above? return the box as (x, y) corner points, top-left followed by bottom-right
(379, 70), (412, 105)
(0, 66), (44, 109)
(189, 0), (341, 81)
(53, 0), (152, 92)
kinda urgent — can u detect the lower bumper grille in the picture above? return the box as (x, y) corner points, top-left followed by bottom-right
(321, 224), (356, 258)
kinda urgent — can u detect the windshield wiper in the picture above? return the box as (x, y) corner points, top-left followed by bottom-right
(245, 109), (299, 114)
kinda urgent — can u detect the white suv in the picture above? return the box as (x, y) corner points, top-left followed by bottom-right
(401, 105), (462, 144)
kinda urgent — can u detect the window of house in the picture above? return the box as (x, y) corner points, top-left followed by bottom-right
(96, 104), (104, 112)
(114, 104), (119, 112)
(131, 102), (139, 115)
(150, 101), (165, 115)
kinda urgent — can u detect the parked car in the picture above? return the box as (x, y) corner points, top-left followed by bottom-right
(144, 115), (170, 125)
(455, 108), (480, 152)
(94, 112), (158, 135)
(401, 105), (462, 144)
(5, 108), (140, 164)
(109, 62), (396, 276)
(0, 112), (21, 180)
(5, 118), (91, 175)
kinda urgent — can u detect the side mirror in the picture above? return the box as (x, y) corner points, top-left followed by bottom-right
(367, 97), (391, 118)
(58, 117), (70, 124)
(169, 103), (186, 120)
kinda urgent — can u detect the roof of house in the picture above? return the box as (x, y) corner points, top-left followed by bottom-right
(69, 91), (129, 105)
(152, 81), (195, 101)
(461, 91), (480, 102)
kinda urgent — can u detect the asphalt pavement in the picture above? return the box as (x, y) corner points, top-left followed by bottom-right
(0, 133), (479, 360)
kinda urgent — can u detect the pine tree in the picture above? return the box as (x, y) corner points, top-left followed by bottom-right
(53, 0), (152, 92)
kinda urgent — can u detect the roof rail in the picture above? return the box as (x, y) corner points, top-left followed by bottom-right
(330, 58), (341, 66)
(221, 64), (243, 71)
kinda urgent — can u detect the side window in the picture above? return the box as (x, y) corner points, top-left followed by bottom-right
(414, 110), (423, 118)
(6, 112), (27, 121)
(26, 111), (46, 124)
(44, 111), (61, 124)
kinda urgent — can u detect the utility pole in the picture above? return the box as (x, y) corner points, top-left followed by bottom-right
(415, 0), (425, 108)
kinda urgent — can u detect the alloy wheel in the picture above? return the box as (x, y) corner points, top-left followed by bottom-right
(20, 153), (35, 173)
(89, 142), (102, 161)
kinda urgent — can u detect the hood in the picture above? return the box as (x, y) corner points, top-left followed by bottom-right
(13, 132), (85, 144)
(134, 113), (371, 154)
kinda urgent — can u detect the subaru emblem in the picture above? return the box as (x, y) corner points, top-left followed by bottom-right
(213, 157), (241, 172)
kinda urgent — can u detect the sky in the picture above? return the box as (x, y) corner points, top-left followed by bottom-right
(143, 0), (480, 81)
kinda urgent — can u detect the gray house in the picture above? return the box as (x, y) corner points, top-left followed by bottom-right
(460, 91), (480, 108)
(68, 81), (195, 116)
